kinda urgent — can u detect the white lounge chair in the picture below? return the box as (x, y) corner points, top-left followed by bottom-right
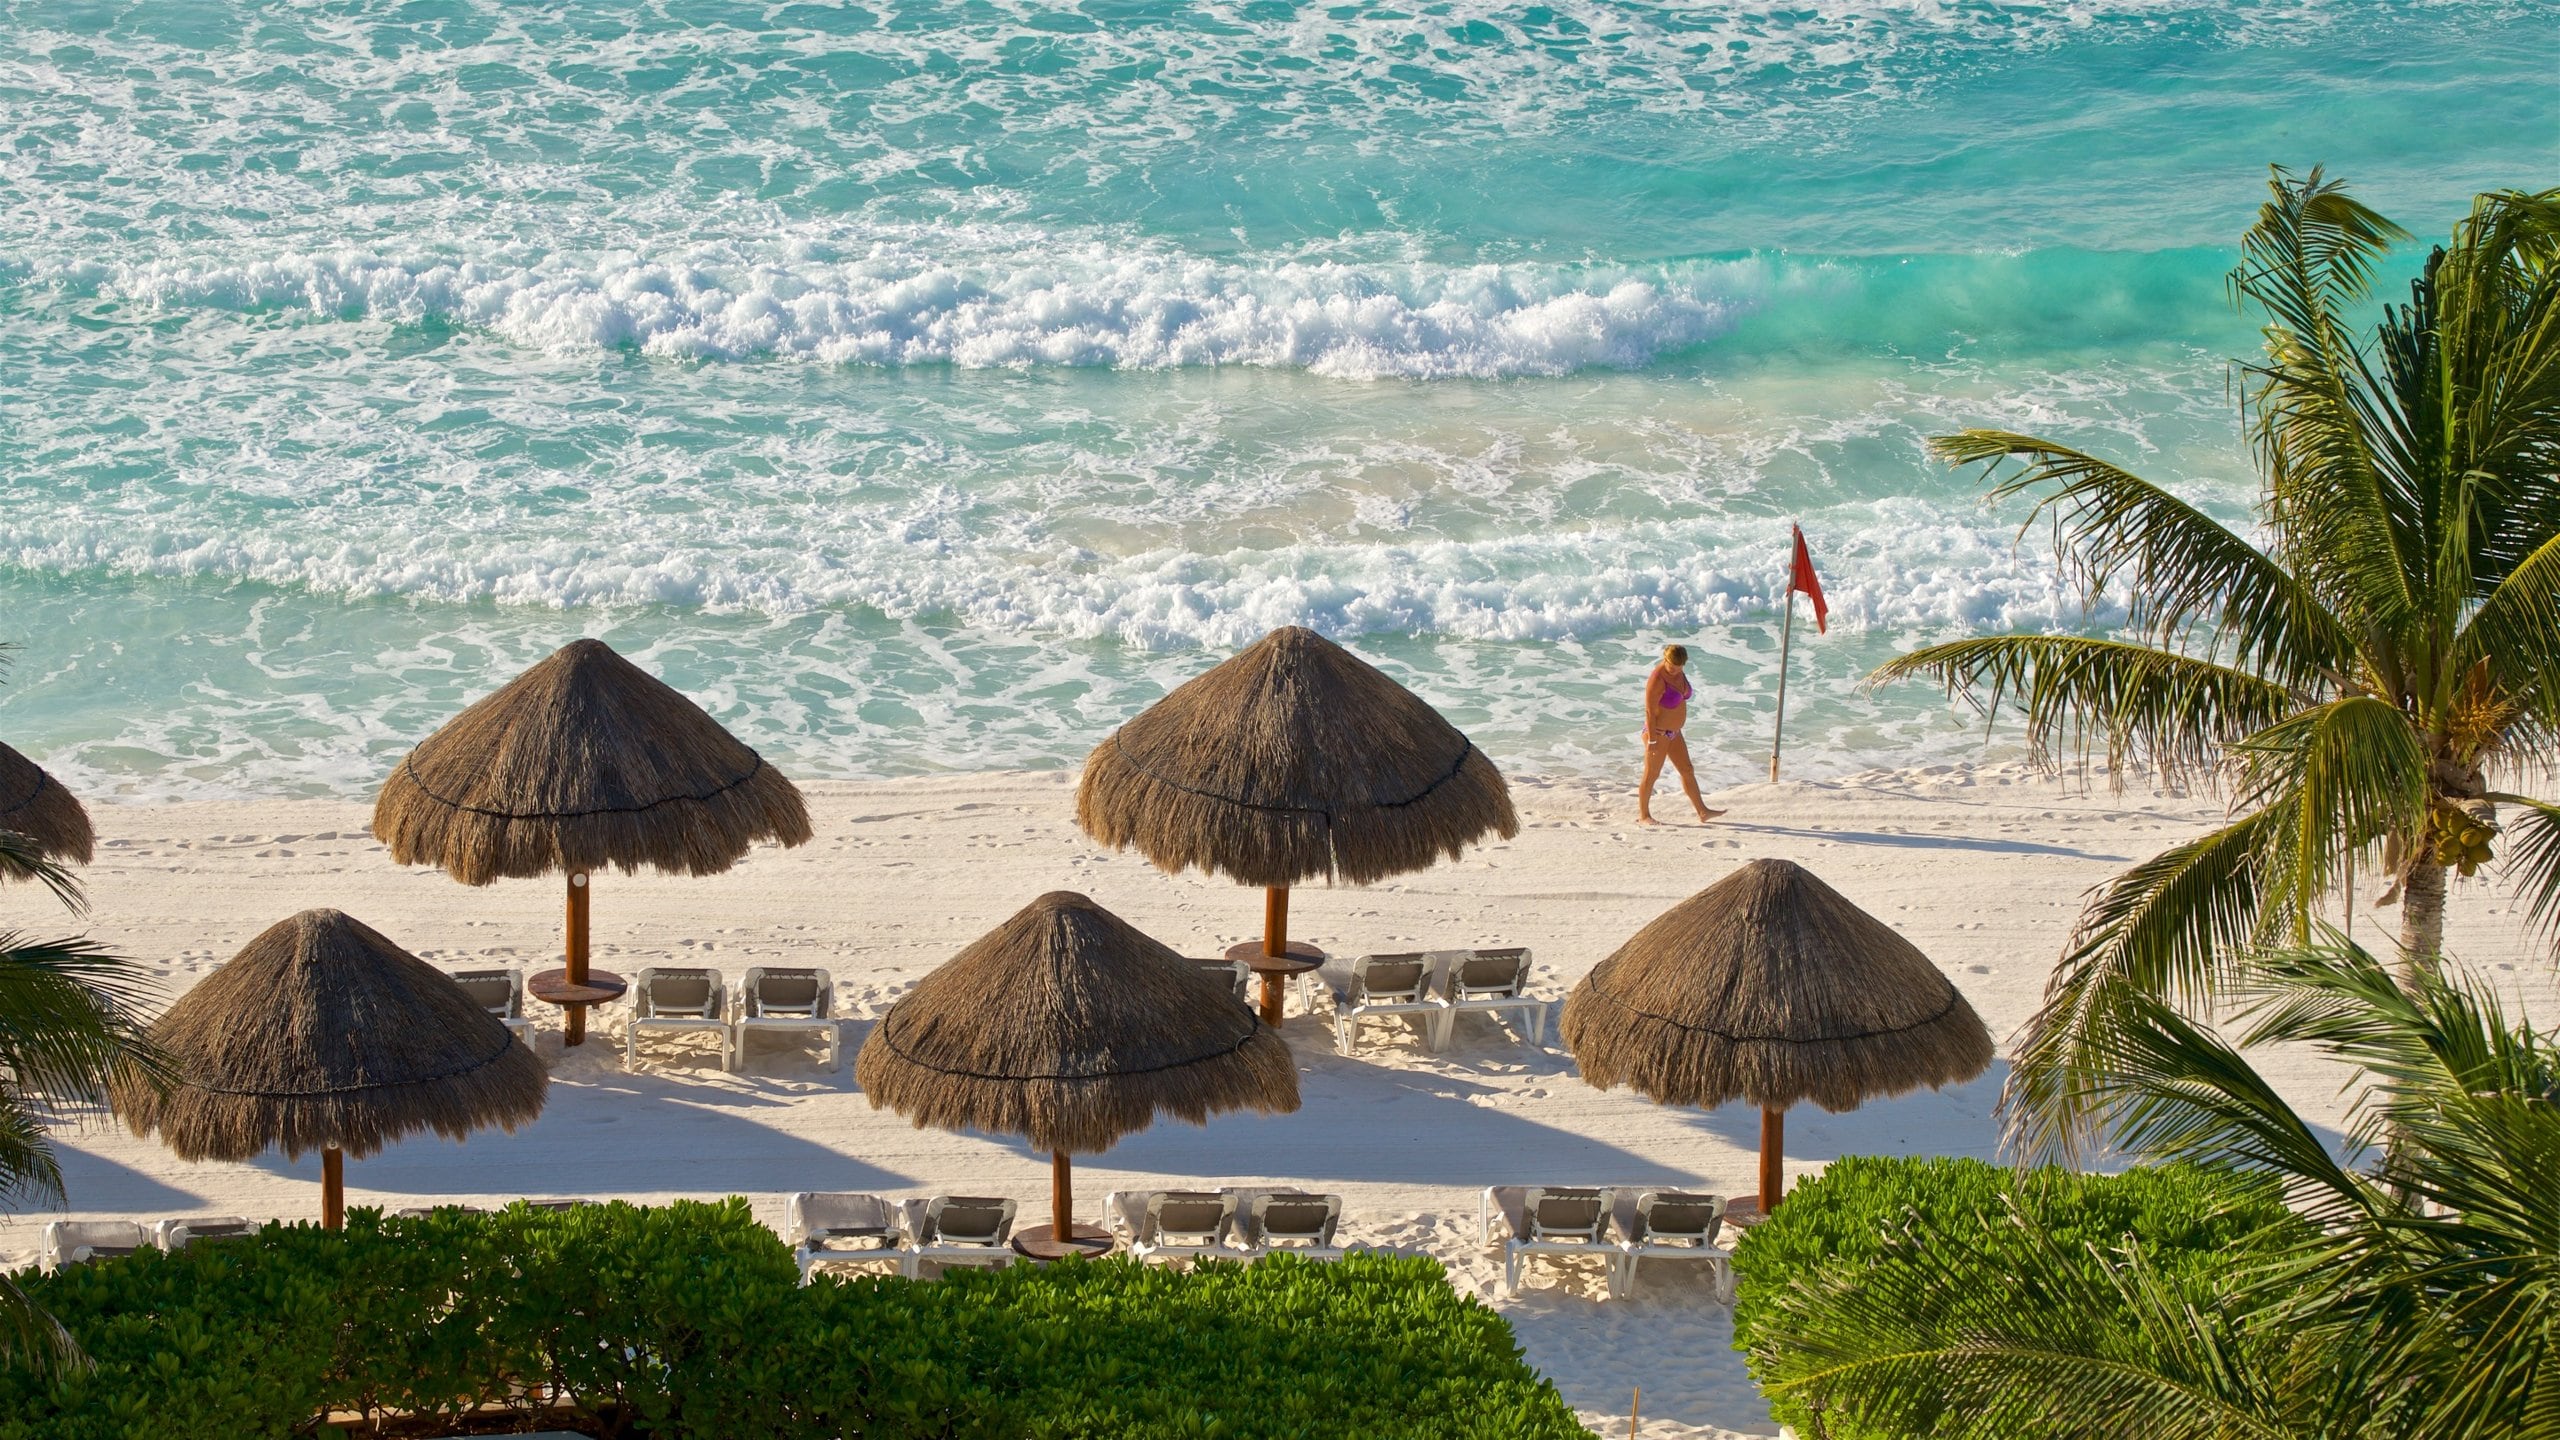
(734, 967), (840, 1071)
(1121, 1190), (1238, 1267)
(1496, 1186), (1618, 1298)
(1190, 957), (1254, 1006)
(1437, 947), (1545, 1048)
(625, 967), (729, 1071)
(450, 967), (531, 1043)
(1619, 1190), (1733, 1300)
(787, 1191), (902, 1281)
(393, 1203), (490, 1218)
(901, 1195), (1016, 1278)
(155, 1216), (256, 1250)
(41, 1220), (146, 1271)
(1241, 1192), (1345, 1262)
(1332, 953), (1451, 1055)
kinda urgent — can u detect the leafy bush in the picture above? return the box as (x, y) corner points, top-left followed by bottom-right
(1730, 1157), (2303, 1438)
(0, 1198), (1585, 1440)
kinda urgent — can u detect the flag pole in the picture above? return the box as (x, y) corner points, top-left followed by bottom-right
(1769, 587), (1797, 783)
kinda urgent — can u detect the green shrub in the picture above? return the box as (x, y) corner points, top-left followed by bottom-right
(1730, 1156), (2303, 1437)
(912, 1253), (1580, 1439)
(0, 1199), (1585, 1440)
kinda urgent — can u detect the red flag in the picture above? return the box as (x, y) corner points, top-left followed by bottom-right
(1788, 524), (1828, 634)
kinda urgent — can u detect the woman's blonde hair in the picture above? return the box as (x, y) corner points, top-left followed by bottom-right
(1661, 643), (1688, 667)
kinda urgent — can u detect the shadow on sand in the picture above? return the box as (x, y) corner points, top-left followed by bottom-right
(1713, 821), (2133, 863)
(43, 1146), (210, 1215)
(241, 1051), (918, 1201)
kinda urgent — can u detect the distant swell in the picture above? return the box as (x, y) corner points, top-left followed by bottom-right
(12, 242), (2240, 378)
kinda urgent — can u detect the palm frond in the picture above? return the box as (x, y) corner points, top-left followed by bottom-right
(1755, 1208), (2307, 1440)
(2427, 188), (2560, 588)
(2232, 696), (2432, 932)
(2230, 165), (2411, 337)
(0, 831), (84, 914)
(2500, 797), (2560, 956)
(0, 1096), (65, 1219)
(2232, 171), (2424, 639)
(0, 934), (167, 1099)
(2004, 807), (2287, 1164)
(1758, 932), (2560, 1439)
(1869, 636), (2296, 788)
(2068, 987), (2375, 1228)
(2233, 945), (2560, 1432)
(1928, 430), (2350, 685)
(0, 1271), (84, 1379)
(2458, 502), (2560, 746)
(2239, 944), (2555, 1243)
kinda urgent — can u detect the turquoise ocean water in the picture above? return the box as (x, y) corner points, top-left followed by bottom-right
(3, 1), (2555, 798)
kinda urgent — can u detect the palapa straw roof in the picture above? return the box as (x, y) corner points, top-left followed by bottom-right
(1076, 626), (1518, 887)
(372, 638), (812, 885)
(1561, 859), (1993, 1114)
(0, 741), (94, 865)
(113, 908), (546, 1161)
(855, 891), (1300, 1154)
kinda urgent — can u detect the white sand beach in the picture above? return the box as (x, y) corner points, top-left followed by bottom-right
(10, 764), (2552, 1439)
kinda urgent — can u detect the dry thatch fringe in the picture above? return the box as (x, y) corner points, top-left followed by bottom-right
(372, 638), (812, 885)
(1561, 858), (1994, 1114)
(112, 909), (547, 1161)
(0, 743), (94, 866)
(1076, 626), (1518, 886)
(855, 891), (1300, 1155)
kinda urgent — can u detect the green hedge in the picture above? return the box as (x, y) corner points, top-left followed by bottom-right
(1, 1199), (1588, 1440)
(1730, 1156), (2303, 1437)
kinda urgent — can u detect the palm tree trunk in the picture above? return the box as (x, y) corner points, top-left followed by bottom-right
(2396, 859), (2446, 990)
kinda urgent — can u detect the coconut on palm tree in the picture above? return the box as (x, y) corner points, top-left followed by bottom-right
(1872, 169), (2560, 1157)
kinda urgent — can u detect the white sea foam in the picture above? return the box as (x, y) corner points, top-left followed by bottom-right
(38, 244), (1802, 379)
(0, 495), (2113, 647)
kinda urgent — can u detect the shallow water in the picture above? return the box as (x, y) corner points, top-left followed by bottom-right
(4, 0), (2555, 796)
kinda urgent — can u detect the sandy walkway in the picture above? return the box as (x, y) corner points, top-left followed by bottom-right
(9, 764), (2550, 1438)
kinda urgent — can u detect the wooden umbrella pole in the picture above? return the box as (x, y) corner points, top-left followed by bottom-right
(1051, 1150), (1073, 1238)
(322, 1145), (345, 1231)
(1258, 886), (1291, 1025)
(1759, 1106), (1785, 1212)
(564, 870), (591, 1046)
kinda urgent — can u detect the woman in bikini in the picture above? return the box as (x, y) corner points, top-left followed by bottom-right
(1639, 643), (1722, 825)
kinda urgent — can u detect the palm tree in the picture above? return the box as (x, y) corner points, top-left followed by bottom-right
(0, 652), (164, 1374)
(1872, 169), (2560, 1157)
(1741, 943), (2560, 1438)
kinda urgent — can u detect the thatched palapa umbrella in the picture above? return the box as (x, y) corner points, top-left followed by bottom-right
(372, 639), (812, 1044)
(1560, 858), (1992, 1212)
(0, 741), (94, 865)
(1077, 626), (1517, 1024)
(113, 909), (547, 1228)
(857, 891), (1299, 1257)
